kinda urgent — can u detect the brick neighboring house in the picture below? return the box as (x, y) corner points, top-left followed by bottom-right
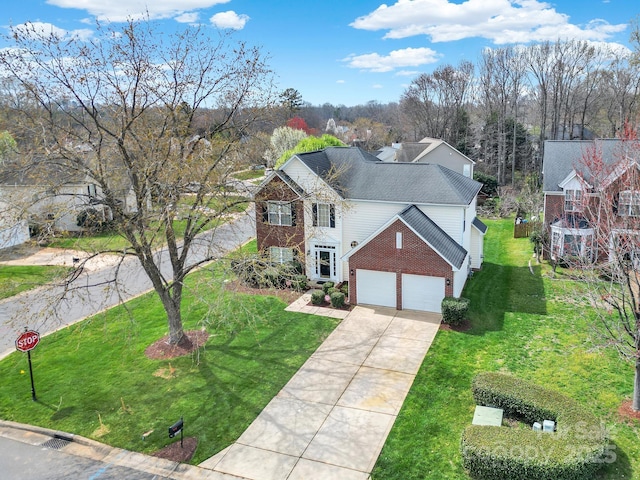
(255, 146), (486, 313)
(542, 139), (640, 266)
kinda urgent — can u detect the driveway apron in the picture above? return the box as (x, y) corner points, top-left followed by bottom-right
(199, 301), (441, 480)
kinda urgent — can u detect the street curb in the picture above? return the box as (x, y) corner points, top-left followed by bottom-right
(0, 419), (223, 479)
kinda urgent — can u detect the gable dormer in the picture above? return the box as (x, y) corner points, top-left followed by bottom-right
(558, 170), (589, 213)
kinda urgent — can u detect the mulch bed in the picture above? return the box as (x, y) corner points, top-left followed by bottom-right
(152, 436), (198, 463)
(306, 301), (352, 311)
(439, 319), (472, 332)
(618, 399), (640, 423)
(223, 279), (303, 304)
(144, 330), (210, 360)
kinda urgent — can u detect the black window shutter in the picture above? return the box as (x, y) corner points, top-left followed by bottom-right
(291, 203), (296, 226)
(262, 203), (269, 223)
(312, 203), (318, 226)
(330, 205), (335, 228)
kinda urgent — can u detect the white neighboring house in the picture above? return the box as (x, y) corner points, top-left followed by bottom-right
(376, 137), (475, 178)
(255, 146), (486, 313)
(0, 197), (30, 249)
(0, 162), (136, 246)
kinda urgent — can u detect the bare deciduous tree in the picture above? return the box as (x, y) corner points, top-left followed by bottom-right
(0, 19), (275, 345)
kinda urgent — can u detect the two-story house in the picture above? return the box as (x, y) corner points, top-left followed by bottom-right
(255, 146), (486, 313)
(543, 139), (640, 266)
(376, 137), (475, 178)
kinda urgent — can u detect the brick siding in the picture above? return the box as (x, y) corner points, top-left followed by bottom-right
(348, 219), (453, 309)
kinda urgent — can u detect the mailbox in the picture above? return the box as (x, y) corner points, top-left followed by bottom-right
(168, 418), (184, 438)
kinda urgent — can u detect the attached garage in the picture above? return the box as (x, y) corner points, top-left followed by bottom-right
(402, 274), (445, 312)
(356, 269), (396, 308)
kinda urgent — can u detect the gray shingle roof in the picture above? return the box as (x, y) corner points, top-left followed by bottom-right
(399, 205), (467, 269)
(542, 139), (633, 192)
(472, 217), (488, 234)
(294, 147), (481, 206)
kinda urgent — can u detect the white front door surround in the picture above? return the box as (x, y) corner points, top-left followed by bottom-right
(311, 243), (339, 282)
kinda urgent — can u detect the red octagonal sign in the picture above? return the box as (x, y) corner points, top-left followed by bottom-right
(15, 330), (40, 352)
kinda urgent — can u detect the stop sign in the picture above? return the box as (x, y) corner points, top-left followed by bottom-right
(15, 330), (40, 352)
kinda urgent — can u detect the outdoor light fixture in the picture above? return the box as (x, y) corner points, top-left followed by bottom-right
(446, 278), (451, 286)
(351, 241), (358, 248)
(350, 269), (354, 276)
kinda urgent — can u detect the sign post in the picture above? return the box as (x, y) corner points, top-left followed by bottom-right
(15, 328), (40, 401)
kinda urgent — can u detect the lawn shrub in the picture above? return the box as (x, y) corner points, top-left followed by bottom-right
(441, 297), (470, 325)
(311, 290), (325, 305)
(461, 372), (609, 480)
(292, 274), (308, 292)
(321, 281), (335, 294)
(330, 291), (345, 308)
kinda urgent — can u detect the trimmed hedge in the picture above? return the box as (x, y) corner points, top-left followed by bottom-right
(441, 297), (470, 325)
(461, 373), (610, 480)
(321, 281), (335, 294)
(330, 291), (345, 308)
(311, 290), (325, 305)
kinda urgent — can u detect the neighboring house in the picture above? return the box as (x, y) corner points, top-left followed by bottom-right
(0, 197), (30, 249)
(542, 139), (640, 266)
(0, 161), (136, 239)
(376, 137), (475, 178)
(255, 146), (486, 313)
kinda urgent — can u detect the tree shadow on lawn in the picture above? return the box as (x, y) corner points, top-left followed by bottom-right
(463, 261), (547, 334)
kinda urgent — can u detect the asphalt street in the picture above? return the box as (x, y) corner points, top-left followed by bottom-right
(0, 209), (256, 356)
(0, 436), (168, 480)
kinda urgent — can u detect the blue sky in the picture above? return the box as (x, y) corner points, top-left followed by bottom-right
(1, 0), (636, 106)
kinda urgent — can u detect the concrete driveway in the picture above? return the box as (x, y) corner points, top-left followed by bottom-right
(199, 300), (441, 480)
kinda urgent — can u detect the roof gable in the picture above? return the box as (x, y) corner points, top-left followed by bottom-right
(472, 217), (488, 234)
(290, 147), (481, 206)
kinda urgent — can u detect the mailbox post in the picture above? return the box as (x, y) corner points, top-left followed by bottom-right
(168, 417), (184, 447)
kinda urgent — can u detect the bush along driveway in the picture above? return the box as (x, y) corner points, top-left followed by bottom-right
(371, 217), (640, 480)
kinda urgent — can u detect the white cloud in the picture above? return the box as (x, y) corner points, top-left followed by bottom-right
(11, 22), (93, 41)
(175, 12), (200, 23)
(209, 11), (249, 30)
(351, 0), (627, 45)
(395, 70), (421, 76)
(343, 47), (441, 72)
(46, 0), (231, 22)
(372, 84), (383, 89)
(336, 79), (345, 84)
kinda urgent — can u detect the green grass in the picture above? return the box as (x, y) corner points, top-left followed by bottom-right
(0, 251), (337, 464)
(232, 169), (265, 181)
(372, 217), (640, 480)
(0, 265), (71, 300)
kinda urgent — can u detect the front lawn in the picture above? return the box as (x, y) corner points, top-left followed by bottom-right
(0, 252), (336, 464)
(0, 265), (71, 300)
(372, 218), (640, 479)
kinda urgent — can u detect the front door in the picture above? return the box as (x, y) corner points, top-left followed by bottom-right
(319, 251), (331, 278)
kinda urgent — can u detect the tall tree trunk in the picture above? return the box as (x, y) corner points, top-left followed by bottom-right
(634, 357), (640, 411)
(159, 285), (184, 345)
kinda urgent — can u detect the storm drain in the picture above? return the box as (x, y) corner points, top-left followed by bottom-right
(40, 437), (71, 450)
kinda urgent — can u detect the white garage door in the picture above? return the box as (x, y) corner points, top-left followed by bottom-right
(402, 274), (445, 312)
(356, 269), (396, 308)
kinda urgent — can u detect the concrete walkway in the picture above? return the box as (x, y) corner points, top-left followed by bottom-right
(198, 295), (441, 480)
(0, 295), (440, 480)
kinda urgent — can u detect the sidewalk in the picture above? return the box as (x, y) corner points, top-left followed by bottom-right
(0, 296), (440, 480)
(198, 296), (441, 479)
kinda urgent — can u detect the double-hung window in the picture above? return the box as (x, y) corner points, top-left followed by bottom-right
(270, 246), (294, 264)
(267, 202), (292, 226)
(564, 189), (582, 212)
(619, 191), (640, 217)
(312, 203), (335, 228)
